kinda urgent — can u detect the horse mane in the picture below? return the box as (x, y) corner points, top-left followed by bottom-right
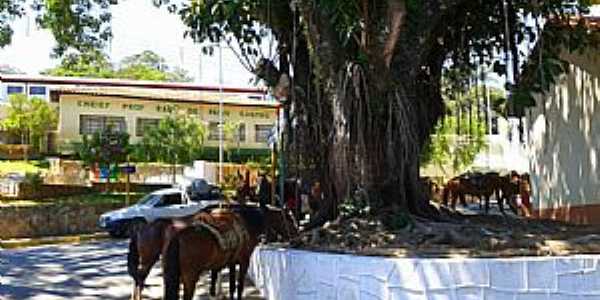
(233, 206), (265, 235)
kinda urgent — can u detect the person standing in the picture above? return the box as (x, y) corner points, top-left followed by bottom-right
(309, 181), (322, 218)
(519, 173), (532, 217)
(257, 172), (271, 210)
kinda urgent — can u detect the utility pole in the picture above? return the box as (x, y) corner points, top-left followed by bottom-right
(218, 44), (224, 186)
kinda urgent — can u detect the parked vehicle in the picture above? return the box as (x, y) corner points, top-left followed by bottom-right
(98, 180), (223, 238)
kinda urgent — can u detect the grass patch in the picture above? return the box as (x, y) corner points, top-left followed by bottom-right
(0, 160), (49, 175)
(0, 192), (144, 207)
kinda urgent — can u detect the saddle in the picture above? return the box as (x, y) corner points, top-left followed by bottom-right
(192, 208), (250, 259)
(460, 172), (485, 188)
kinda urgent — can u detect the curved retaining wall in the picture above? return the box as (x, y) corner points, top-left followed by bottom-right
(249, 247), (600, 300)
(0, 202), (121, 238)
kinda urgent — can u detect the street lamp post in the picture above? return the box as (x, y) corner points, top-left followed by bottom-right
(218, 44), (224, 185)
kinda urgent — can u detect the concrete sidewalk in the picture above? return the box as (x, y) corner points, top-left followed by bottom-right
(0, 232), (112, 249)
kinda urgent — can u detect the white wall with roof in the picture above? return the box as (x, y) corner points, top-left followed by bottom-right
(526, 49), (600, 213)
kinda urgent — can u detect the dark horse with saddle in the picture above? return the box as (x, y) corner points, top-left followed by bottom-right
(128, 201), (298, 300)
(442, 171), (525, 215)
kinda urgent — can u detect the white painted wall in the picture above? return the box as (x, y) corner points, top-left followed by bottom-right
(526, 49), (600, 211)
(250, 247), (600, 300)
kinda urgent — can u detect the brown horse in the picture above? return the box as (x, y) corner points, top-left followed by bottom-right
(490, 171), (521, 215)
(127, 204), (296, 300)
(163, 205), (289, 300)
(443, 171), (520, 215)
(128, 214), (204, 300)
(443, 172), (493, 209)
(207, 205), (298, 298)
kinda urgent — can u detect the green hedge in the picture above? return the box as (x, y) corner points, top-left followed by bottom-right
(64, 142), (270, 164)
(195, 147), (271, 163)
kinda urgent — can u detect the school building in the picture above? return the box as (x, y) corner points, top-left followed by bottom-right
(0, 74), (279, 157)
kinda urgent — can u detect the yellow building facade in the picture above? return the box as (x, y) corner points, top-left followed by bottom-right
(53, 87), (279, 154)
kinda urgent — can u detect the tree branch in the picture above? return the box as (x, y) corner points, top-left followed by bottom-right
(383, 0), (407, 68)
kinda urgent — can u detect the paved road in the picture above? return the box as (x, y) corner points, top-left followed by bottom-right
(0, 240), (264, 300)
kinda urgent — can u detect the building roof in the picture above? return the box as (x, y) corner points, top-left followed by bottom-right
(0, 73), (266, 94)
(51, 86), (281, 108)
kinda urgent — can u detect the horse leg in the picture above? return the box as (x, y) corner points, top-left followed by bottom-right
(209, 269), (219, 297)
(498, 192), (506, 215)
(442, 187), (449, 207)
(484, 195), (490, 215)
(131, 270), (149, 300)
(181, 269), (200, 300)
(131, 285), (140, 300)
(237, 262), (249, 300)
(229, 263), (237, 300)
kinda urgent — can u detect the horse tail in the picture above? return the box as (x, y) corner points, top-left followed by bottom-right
(127, 232), (140, 283)
(164, 236), (181, 300)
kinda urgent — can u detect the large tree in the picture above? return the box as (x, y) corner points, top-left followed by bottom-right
(166, 0), (595, 225)
(1, 0), (597, 226)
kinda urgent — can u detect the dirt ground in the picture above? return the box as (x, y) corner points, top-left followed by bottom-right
(290, 206), (600, 258)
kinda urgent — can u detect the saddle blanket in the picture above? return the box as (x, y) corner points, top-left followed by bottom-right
(193, 210), (249, 253)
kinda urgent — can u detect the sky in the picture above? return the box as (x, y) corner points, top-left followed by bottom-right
(0, 0), (262, 88)
(0, 3), (597, 88)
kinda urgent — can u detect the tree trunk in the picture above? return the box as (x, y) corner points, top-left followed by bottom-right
(296, 0), (453, 228)
(305, 66), (442, 229)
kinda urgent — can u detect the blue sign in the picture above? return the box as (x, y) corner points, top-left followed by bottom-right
(121, 166), (136, 174)
(99, 168), (110, 179)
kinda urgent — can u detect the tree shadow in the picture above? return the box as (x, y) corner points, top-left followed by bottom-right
(1, 240), (264, 299)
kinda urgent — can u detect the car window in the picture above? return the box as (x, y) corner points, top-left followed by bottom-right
(155, 193), (182, 207)
(137, 194), (160, 206)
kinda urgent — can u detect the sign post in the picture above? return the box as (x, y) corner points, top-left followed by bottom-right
(121, 163), (136, 206)
(126, 163), (130, 207)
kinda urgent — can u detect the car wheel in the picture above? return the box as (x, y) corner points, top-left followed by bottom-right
(127, 219), (147, 237)
(108, 227), (126, 239)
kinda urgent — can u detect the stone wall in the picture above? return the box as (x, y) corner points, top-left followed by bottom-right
(90, 182), (171, 193)
(0, 202), (121, 239)
(10, 184), (93, 200)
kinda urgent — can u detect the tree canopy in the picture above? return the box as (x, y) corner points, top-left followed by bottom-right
(138, 116), (206, 183)
(0, 64), (24, 74)
(0, 94), (58, 153)
(78, 127), (131, 182)
(42, 49), (193, 82)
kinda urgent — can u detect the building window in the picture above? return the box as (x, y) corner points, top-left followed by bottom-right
(209, 122), (246, 142)
(80, 115), (127, 135)
(7, 85), (24, 95)
(255, 124), (273, 143)
(208, 122), (220, 141)
(136, 118), (160, 137)
(29, 86), (47, 97)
